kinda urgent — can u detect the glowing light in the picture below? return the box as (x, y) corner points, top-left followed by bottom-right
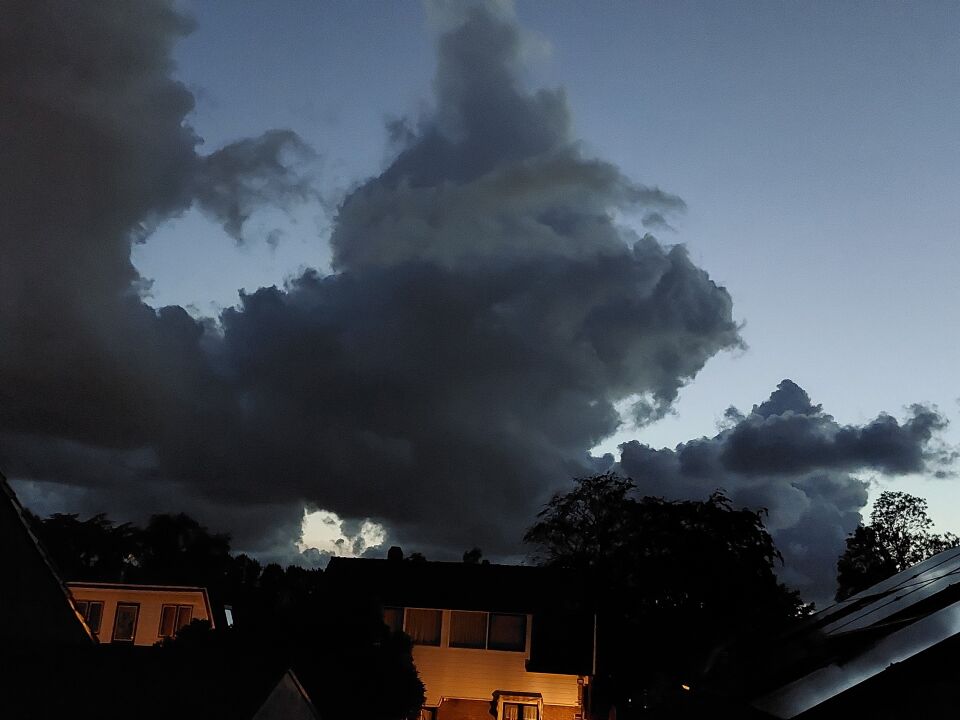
(680, 684), (691, 691)
(298, 507), (386, 557)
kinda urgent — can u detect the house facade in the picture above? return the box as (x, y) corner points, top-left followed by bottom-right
(326, 552), (593, 720)
(67, 581), (215, 646)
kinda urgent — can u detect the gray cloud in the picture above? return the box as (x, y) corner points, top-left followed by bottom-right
(1, 2), (739, 563)
(618, 380), (948, 602)
(194, 129), (318, 241)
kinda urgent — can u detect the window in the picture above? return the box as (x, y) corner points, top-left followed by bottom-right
(405, 608), (442, 645)
(503, 704), (538, 720)
(74, 600), (104, 634)
(158, 605), (194, 639)
(488, 613), (526, 651)
(112, 603), (139, 643)
(420, 708), (437, 720)
(384, 606), (404, 634)
(450, 610), (487, 648)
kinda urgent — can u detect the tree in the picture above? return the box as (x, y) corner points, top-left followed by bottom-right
(835, 490), (960, 600)
(525, 473), (805, 716)
(29, 511), (139, 582)
(462, 547), (487, 564)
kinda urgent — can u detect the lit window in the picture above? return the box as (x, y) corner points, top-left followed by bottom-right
(488, 613), (526, 652)
(224, 605), (234, 627)
(384, 606), (404, 634)
(503, 703), (538, 720)
(112, 603), (139, 642)
(405, 608), (442, 645)
(450, 610), (488, 648)
(158, 604), (194, 638)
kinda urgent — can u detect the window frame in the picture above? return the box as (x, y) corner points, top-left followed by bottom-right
(81, 600), (104, 634)
(158, 604), (195, 639)
(383, 606), (405, 634)
(449, 610), (489, 649)
(487, 612), (528, 652)
(404, 607), (443, 646)
(502, 702), (539, 720)
(112, 602), (140, 643)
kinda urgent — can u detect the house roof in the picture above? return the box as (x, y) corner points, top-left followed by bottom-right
(0, 470), (94, 646)
(325, 556), (585, 614)
(751, 546), (960, 718)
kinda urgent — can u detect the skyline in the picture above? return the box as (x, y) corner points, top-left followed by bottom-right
(3, 0), (958, 603)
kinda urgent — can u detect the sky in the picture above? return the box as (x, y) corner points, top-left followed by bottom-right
(2, 0), (958, 604)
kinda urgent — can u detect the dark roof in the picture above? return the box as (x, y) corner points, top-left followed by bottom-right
(750, 546), (960, 718)
(0, 471), (94, 647)
(325, 556), (585, 614)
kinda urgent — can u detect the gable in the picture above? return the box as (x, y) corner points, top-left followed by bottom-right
(0, 471), (93, 646)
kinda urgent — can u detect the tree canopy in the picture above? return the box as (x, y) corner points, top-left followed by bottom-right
(835, 490), (960, 600)
(525, 473), (806, 715)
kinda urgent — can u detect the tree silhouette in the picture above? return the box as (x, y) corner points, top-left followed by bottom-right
(835, 490), (960, 600)
(28, 511), (139, 582)
(525, 473), (806, 716)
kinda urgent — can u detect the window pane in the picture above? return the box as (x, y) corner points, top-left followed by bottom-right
(522, 705), (538, 720)
(75, 600), (89, 616)
(488, 613), (526, 651)
(405, 609), (442, 645)
(384, 606), (404, 634)
(113, 604), (139, 642)
(159, 605), (177, 637)
(504, 704), (519, 720)
(87, 602), (103, 634)
(450, 611), (487, 648)
(175, 605), (193, 632)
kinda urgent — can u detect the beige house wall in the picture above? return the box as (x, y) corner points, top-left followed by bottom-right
(409, 610), (581, 710)
(67, 583), (213, 646)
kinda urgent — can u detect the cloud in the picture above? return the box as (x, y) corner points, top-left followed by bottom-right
(194, 129), (318, 242)
(1, 1), (739, 564)
(618, 380), (948, 602)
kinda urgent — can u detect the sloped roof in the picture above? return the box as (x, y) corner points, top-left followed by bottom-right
(751, 546), (960, 718)
(0, 470), (94, 646)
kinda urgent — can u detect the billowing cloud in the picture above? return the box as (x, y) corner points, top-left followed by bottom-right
(618, 380), (947, 602)
(1, 2), (741, 563)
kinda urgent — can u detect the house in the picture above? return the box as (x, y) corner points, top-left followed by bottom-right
(0, 470), (318, 720)
(325, 549), (594, 720)
(748, 545), (960, 719)
(67, 581), (215, 645)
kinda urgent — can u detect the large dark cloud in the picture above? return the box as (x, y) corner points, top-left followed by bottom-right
(1, 1), (743, 564)
(619, 380), (947, 602)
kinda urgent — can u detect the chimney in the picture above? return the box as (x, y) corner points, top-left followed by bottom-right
(387, 545), (403, 561)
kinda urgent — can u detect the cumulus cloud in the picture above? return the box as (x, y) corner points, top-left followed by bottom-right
(618, 380), (948, 602)
(194, 129), (318, 241)
(1, 1), (741, 563)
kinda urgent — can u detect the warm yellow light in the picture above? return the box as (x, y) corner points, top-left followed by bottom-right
(680, 684), (691, 692)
